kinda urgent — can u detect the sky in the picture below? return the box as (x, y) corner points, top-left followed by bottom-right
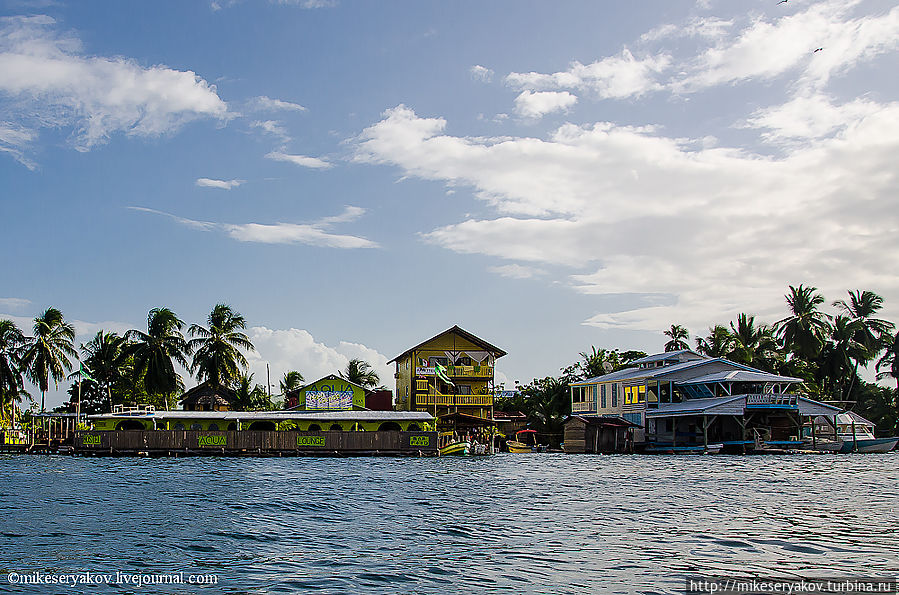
(1, 0), (898, 409)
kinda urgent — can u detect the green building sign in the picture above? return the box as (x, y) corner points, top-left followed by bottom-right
(198, 435), (227, 447)
(82, 434), (102, 446)
(297, 435), (326, 447)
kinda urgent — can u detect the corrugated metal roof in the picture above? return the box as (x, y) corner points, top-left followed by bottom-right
(630, 350), (706, 365)
(679, 370), (802, 384)
(572, 358), (795, 387)
(645, 395), (746, 417)
(87, 410), (434, 422)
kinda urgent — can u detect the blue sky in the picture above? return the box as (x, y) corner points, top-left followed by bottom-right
(1, 0), (898, 408)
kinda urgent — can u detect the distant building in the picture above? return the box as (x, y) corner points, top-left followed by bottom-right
(283, 375), (394, 411)
(179, 382), (236, 412)
(391, 325), (506, 432)
(568, 350), (840, 452)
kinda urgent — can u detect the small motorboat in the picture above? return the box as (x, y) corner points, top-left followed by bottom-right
(815, 414), (898, 453)
(439, 441), (471, 456)
(506, 429), (546, 453)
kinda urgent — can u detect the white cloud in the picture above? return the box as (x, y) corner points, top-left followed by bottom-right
(353, 103), (899, 332)
(674, 2), (899, 93)
(250, 95), (307, 112)
(0, 15), (228, 159)
(251, 119), (290, 143)
(744, 94), (886, 143)
(274, 0), (337, 7)
(506, 49), (671, 99)
(196, 177), (244, 190)
(246, 327), (392, 396)
(489, 264), (545, 279)
(641, 17), (732, 42)
(470, 64), (494, 83)
(513, 90), (578, 119)
(0, 297), (31, 311)
(265, 150), (332, 169)
(129, 205), (377, 249)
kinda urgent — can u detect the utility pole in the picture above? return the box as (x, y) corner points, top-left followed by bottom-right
(267, 363), (271, 396)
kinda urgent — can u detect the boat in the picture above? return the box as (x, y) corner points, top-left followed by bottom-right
(506, 429), (547, 453)
(439, 441), (471, 456)
(836, 421), (898, 453)
(808, 413), (898, 453)
(438, 431), (471, 456)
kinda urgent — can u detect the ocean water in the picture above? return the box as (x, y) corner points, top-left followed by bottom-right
(0, 453), (897, 594)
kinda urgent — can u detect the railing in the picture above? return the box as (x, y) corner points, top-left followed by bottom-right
(745, 394), (798, 408)
(112, 404), (156, 415)
(416, 393), (493, 407)
(416, 366), (494, 378)
(572, 401), (596, 413)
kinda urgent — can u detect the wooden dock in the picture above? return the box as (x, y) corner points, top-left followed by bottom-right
(71, 430), (439, 457)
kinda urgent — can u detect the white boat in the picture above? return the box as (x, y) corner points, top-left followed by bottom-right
(810, 413), (898, 453)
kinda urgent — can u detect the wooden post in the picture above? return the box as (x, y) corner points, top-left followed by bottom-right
(851, 418), (857, 452)
(703, 415), (708, 451)
(811, 415), (817, 448)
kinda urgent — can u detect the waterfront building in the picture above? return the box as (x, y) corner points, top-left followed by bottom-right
(391, 325), (506, 432)
(179, 381), (236, 411)
(568, 350), (842, 452)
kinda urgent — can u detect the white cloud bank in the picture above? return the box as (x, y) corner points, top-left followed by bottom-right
(249, 95), (307, 112)
(129, 205), (377, 249)
(0, 15), (228, 165)
(353, 101), (899, 333)
(246, 327), (392, 396)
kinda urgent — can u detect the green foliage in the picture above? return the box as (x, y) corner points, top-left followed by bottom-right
(280, 370), (304, 393)
(853, 381), (897, 435)
(188, 304), (255, 389)
(231, 373), (272, 412)
(125, 308), (189, 398)
(19, 307), (77, 411)
(515, 375), (570, 447)
(340, 358), (381, 389)
(663, 324), (690, 352)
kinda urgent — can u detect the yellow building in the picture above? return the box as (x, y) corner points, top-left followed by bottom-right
(391, 326), (506, 431)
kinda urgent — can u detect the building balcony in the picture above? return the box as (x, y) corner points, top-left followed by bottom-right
(416, 393), (493, 407)
(415, 365), (494, 378)
(744, 394), (798, 409)
(572, 401), (596, 413)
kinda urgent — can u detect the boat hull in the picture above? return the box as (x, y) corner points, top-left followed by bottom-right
(440, 441), (470, 456)
(838, 437), (899, 453)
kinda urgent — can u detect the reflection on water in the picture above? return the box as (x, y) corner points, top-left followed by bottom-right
(1, 453), (897, 593)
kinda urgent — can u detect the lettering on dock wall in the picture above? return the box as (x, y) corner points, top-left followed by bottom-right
(297, 435), (326, 447)
(409, 435), (431, 447)
(198, 435), (227, 447)
(81, 434), (102, 446)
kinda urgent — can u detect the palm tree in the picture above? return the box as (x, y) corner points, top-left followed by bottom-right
(125, 308), (190, 407)
(876, 331), (899, 421)
(728, 313), (779, 369)
(775, 284), (830, 362)
(0, 319), (26, 423)
(833, 290), (895, 362)
(340, 358), (381, 389)
(695, 325), (733, 358)
(20, 307), (77, 412)
(817, 315), (866, 402)
(232, 373), (271, 412)
(280, 370), (305, 394)
(80, 330), (127, 413)
(188, 304), (255, 389)
(663, 324), (690, 352)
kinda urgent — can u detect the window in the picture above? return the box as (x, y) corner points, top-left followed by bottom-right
(592, 385), (598, 407)
(190, 423), (202, 430)
(208, 423), (219, 431)
(638, 385), (646, 404)
(429, 357), (448, 366)
(600, 384), (607, 408)
(611, 383), (618, 408)
(457, 385), (472, 395)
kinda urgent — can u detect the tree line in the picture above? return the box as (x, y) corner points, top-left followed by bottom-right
(0, 304), (382, 418)
(497, 286), (899, 440)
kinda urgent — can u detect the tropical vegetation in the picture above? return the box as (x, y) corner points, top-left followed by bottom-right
(498, 285), (899, 437)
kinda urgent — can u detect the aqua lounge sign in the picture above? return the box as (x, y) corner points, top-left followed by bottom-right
(198, 435), (227, 447)
(409, 435), (431, 447)
(304, 377), (365, 410)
